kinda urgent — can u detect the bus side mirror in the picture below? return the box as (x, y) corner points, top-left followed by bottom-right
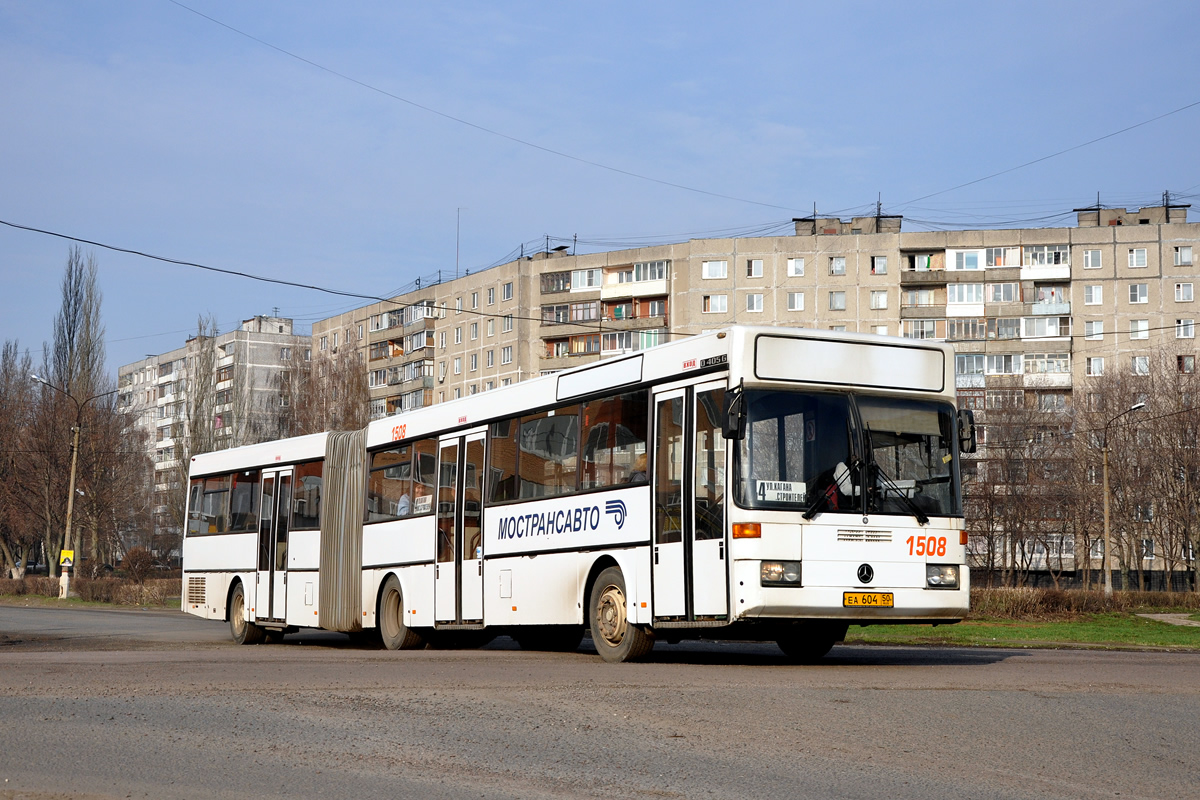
(958, 408), (976, 454)
(723, 389), (746, 440)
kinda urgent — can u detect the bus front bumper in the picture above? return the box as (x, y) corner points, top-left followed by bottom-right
(731, 559), (970, 622)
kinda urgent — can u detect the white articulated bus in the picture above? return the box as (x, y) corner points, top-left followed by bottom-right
(183, 326), (975, 662)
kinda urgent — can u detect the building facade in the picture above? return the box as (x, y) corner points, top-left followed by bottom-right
(117, 316), (309, 540)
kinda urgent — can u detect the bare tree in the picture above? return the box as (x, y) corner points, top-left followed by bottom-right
(277, 346), (369, 435)
(0, 341), (39, 577)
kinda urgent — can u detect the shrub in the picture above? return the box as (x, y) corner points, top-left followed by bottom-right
(969, 587), (1200, 620)
(75, 578), (120, 603)
(121, 547), (154, 585)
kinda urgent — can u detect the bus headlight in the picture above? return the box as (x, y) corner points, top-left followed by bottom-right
(761, 561), (801, 586)
(926, 564), (959, 589)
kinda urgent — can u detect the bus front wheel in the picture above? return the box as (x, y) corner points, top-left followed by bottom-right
(229, 582), (264, 645)
(378, 575), (424, 650)
(588, 567), (653, 663)
(776, 622), (847, 663)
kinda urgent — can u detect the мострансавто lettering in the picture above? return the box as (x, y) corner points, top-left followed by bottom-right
(497, 506), (601, 539)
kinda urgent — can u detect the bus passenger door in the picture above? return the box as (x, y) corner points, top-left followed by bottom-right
(652, 389), (687, 618)
(434, 431), (487, 625)
(691, 383), (728, 618)
(460, 433), (486, 622)
(256, 468), (292, 622)
(434, 439), (459, 623)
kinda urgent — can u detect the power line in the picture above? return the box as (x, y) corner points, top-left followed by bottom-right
(165, 0), (802, 214)
(894, 99), (1200, 208)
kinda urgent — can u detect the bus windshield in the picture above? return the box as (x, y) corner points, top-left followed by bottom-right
(733, 390), (961, 519)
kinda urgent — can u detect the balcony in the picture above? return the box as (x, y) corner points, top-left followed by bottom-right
(1024, 373), (1071, 389)
(899, 269), (948, 285)
(601, 279), (668, 300)
(1028, 301), (1071, 316)
(598, 313), (668, 331)
(900, 306), (944, 319)
(1020, 265), (1070, 281)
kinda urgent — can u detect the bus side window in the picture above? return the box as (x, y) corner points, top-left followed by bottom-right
(291, 460), (323, 530)
(411, 439), (438, 515)
(228, 470), (260, 532)
(203, 475), (231, 534)
(367, 444), (411, 522)
(518, 406), (580, 498)
(580, 389), (648, 489)
(488, 419), (518, 503)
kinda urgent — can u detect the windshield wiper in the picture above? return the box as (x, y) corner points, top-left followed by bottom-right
(871, 460), (929, 526)
(802, 460), (858, 521)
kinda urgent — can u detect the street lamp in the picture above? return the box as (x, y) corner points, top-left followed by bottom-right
(1102, 401), (1146, 597)
(29, 373), (120, 594)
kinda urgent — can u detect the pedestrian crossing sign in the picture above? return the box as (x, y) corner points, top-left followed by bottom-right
(60, 550), (74, 568)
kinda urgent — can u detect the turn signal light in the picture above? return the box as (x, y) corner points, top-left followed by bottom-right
(959, 530), (968, 546)
(732, 523), (761, 539)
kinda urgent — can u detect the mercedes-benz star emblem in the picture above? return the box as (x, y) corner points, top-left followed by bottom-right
(857, 564), (874, 584)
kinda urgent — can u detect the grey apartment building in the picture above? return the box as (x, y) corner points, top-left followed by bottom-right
(314, 204), (1197, 426)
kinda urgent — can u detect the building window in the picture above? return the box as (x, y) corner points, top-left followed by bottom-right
(869, 290), (888, 310)
(1130, 319), (1149, 340)
(702, 294), (727, 313)
(786, 258), (805, 277)
(1038, 393), (1067, 412)
(955, 354), (985, 375)
(947, 318), (986, 340)
(904, 320), (938, 340)
(470, 322), (479, 339)
(746, 259), (763, 278)
(954, 251), (981, 270)
(1177, 283), (1194, 302)
(987, 282), (1019, 303)
(910, 254), (932, 271)
(701, 260), (728, 279)
(454, 388), (461, 399)
(871, 256), (887, 275)
(1129, 284), (1148, 304)
(320, 335), (328, 351)
(985, 246), (1018, 266)
(947, 283), (984, 304)
(486, 349), (494, 367)
(453, 357), (462, 375)
(1175, 246), (1193, 266)
(1177, 319), (1195, 339)
(829, 257), (846, 275)
(746, 293), (763, 312)
(1022, 316), (1070, 338)
(503, 315), (513, 332)
(280, 347), (291, 361)
(503, 282), (514, 300)
(438, 361), (447, 380)
(1024, 353), (1070, 374)
(1084, 285), (1103, 305)
(1128, 248), (1147, 268)
(1179, 355), (1195, 374)
(872, 325), (888, 336)
(470, 354), (478, 372)
(471, 292), (479, 309)
(1083, 249), (1102, 269)
(439, 331), (447, 349)
(1132, 356), (1150, 375)
(1023, 245), (1069, 266)
(488, 287), (496, 304)
(830, 325), (846, 332)
(487, 319), (495, 337)
(455, 297), (463, 314)
(1086, 357), (1104, 376)
(829, 291), (846, 311)
(501, 346), (513, 364)
(903, 288), (935, 307)
(1084, 321), (1104, 340)
(986, 354), (1019, 374)
(454, 327), (462, 344)
(787, 292), (804, 311)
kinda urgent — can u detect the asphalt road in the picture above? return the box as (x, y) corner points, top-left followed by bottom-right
(1, 605), (1197, 800)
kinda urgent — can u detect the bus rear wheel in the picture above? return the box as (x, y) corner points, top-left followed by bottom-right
(588, 567), (653, 663)
(378, 575), (424, 650)
(229, 582), (264, 645)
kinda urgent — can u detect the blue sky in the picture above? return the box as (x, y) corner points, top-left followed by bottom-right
(3, 0), (1199, 372)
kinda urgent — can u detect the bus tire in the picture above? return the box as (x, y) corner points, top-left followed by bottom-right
(378, 575), (424, 650)
(776, 622), (847, 664)
(588, 567), (654, 663)
(229, 582), (264, 645)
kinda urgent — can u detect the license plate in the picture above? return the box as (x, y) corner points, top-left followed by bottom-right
(843, 592), (894, 608)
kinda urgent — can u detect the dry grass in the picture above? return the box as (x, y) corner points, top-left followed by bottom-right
(969, 587), (1200, 620)
(0, 576), (180, 606)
